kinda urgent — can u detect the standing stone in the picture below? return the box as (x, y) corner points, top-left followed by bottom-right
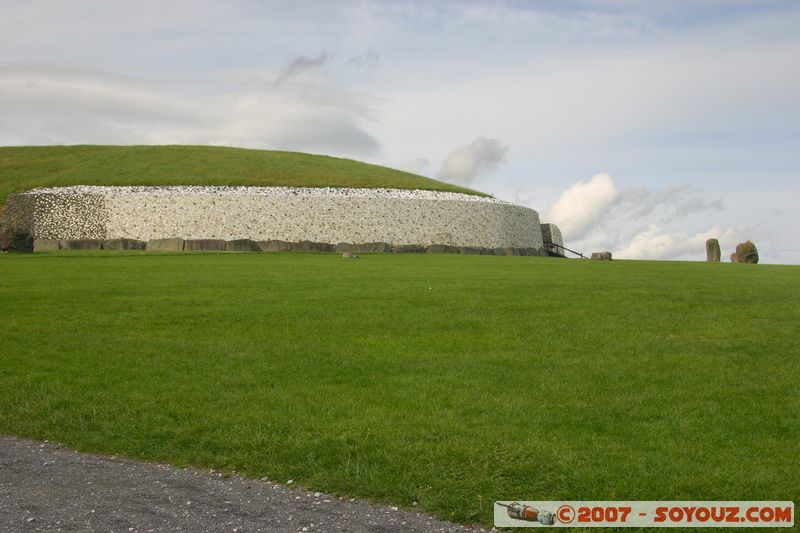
(730, 252), (739, 263)
(705, 238), (721, 262)
(734, 241), (759, 264)
(591, 251), (612, 261)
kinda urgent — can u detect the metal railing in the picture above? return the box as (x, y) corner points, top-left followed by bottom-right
(544, 241), (587, 259)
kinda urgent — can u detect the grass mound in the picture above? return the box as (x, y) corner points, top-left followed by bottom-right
(1, 253), (798, 527)
(0, 145), (484, 206)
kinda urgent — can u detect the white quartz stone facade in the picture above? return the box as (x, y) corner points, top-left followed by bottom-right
(7, 186), (544, 249)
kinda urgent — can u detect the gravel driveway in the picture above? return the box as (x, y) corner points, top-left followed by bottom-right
(0, 436), (487, 533)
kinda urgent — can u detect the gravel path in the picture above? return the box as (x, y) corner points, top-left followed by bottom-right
(0, 436), (487, 533)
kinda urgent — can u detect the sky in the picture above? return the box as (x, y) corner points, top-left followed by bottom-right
(1, 0), (798, 263)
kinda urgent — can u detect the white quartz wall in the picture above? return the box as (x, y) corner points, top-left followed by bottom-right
(7, 186), (544, 249)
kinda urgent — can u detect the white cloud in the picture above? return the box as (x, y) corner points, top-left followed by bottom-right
(615, 225), (754, 261)
(544, 173), (619, 240)
(542, 173), (754, 261)
(437, 137), (508, 185)
(0, 64), (381, 157)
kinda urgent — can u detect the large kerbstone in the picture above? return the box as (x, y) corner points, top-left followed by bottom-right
(226, 239), (261, 252)
(147, 238), (184, 251)
(427, 244), (460, 254)
(734, 241), (759, 264)
(705, 238), (721, 262)
(258, 240), (293, 252)
(394, 244), (426, 253)
(185, 239), (226, 251)
(335, 242), (392, 253)
(493, 247), (517, 256)
(64, 239), (103, 250)
(33, 239), (61, 252)
(591, 251), (612, 261)
(292, 241), (334, 253)
(104, 238), (146, 250)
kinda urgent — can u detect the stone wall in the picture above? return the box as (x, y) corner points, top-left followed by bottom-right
(540, 223), (565, 256)
(7, 186), (544, 251)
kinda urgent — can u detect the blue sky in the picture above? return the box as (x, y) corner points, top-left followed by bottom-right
(1, 0), (798, 263)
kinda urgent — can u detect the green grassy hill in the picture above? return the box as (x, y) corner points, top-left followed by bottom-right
(0, 145), (484, 206)
(1, 253), (798, 528)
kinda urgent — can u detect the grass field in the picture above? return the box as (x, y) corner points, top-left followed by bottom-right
(0, 145), (483, 207)
(1, 252), (798, 528)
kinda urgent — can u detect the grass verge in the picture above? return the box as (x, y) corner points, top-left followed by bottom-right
(1, 253), (798, 528)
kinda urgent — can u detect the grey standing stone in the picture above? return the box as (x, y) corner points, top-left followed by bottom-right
(591, 251), (612, 261)
(104, 238), (146, 251)
(147, 238), (184, 251)
(185, 239), (226, 251)
(705, 238), (721, 262)
(33, 239), (61, 252)
(734, 241), (759, 264)
(730, 252), (739, 263)
(225, 239), (261, 252)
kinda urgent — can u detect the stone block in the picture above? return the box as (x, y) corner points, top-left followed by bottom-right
(591, 251), (613, 261)
(734, 241), (759, 264)
(292, 240), (334, 253)
(493, 247), (517, 256)
(258, 240), (293, 252)
(394, 244), (426, 253)
(147, 238), (184, 251)
(226, 239), (261, 252)
(185, 239), (226, 251)
(64, 239), (103, 250)
(336, 242), (392, 253)
(459, 246), (482, 255)
(104, 238), (146, 251)
(34, 239), (61, 252)
(706, 238), (721, 262)
(426, 244), (460, 254)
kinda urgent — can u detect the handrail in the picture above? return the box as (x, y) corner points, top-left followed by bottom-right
(544, 241), (586, 259)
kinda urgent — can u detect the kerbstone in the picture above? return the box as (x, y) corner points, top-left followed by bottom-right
(394, 244), (426, 253)
(427, 244), (460, 254)
(147, 238), (184, 251)
(591, 251), (613, 261)
(104, 238), (146, 250)
(64, 239), (103, 250)
(185, 239), (226, 251)
(226, 239), (261, 252)
(33, 239), (60, 252)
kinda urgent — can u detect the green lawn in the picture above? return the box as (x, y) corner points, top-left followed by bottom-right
(1, 253), (798, 528)
(0, 145), (484, 207)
